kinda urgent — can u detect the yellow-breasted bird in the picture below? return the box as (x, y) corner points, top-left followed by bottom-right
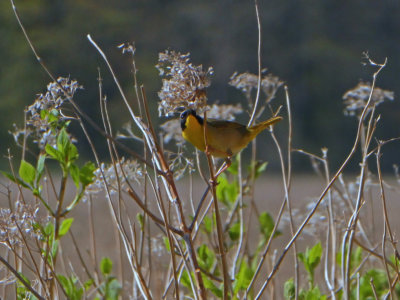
(180, 109), (282, 158)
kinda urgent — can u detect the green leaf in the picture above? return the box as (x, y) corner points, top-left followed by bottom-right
(1, 171), (30, 188)
(45, 144), (63, 161)
(44, 222), (54, 237)
(227, 155), (239, 175)
(163, 237), (171, 252)
(19, 160), (36, 185)
(51, 240), (59, 259)
(300, 286), (327, 300)
(57, 128), (70, 156)
(48, 110), (60, 124)
(355, 268), (390, 299)
(233, 261), (253, 294)
(67, 143), (79, 162)
(36, 154), (46, 183)
(298, 242), (323, 286)
(16, 273), (37, 300)
(308, 242), (323, 272)
(70, 163), (80, 189)
(58, 275), (72, 296)
(228, 222), (241, 241)
(259, 212), (276, 240)
(100, 257), (113, 275)
(216, 174), (238, 206)
(202, 215), (213, 234)
(59, 218), (74, 237)
(248, 161), (268, 179)
(104, 277), (122, 299)
(57, 274), (83, 300)
(254, 161), (268, 179)
(79, 162), (95, 187)
(84, 279), (94, 290)
(197, 244), (215, 271)
(136, 213), (144, 230)
(283, 278), (295, 300)
(181, 270), (193, 291)
(202, 274), (223, 298)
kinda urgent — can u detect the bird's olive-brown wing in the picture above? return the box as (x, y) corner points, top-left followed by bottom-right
(206, 120), (251, 156)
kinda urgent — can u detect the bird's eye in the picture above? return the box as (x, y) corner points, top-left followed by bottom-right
(180, 112), (186, 119)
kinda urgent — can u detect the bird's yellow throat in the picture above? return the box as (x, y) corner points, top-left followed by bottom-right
(182, 114), (207, 152)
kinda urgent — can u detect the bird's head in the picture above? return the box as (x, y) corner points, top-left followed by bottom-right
(180, 109), (203, 131)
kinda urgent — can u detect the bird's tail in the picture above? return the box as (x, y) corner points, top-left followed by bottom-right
(249, 116), (283, 135)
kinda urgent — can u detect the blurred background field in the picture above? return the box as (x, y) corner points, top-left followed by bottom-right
(1, 0), (400, 172)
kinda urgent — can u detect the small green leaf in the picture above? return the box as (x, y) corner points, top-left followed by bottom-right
(79, 162), (95, 187)
(202, 274), (223, 298)
(202, 215), (213, 234)
(67, 143), (79, 162)
(45, 144), (63, 161)
(36, 154), (46, 182)
(51, 240), (59, 259)
(70, 164), (80, 188)
(19, 160), (36, 185)
(136, 213), (144, 230)
(40, 109), (48, 120)
(59, 218), (74, 237)
(234, 261), (253, 294)
(300, 286), (327, 300)
(57, 274), (83, 300)
(1, 171), (30, 188)
(197, 244), (215, 271)
(308, 242), (322, 270)
(58, 275), (72, 296)
(100, 257), (113, 275)
(228, 222), (241, 241)
(254, 161), (268, 178)
(104, 277), (122, 299)
(57, 128), (70, 156)
(84, 279), (94, 290)
(181, 270), (193, 291)
(44, 222), (54, 237)
(259, 212), (275, 240)
(283, 278), (295, 300)
(163, 237), (171, 252)
(227, 155), (239, 175)
(216, 174), (238, 206)
(298, 242), (323, 286)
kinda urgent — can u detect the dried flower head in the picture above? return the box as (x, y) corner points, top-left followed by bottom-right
(160, 119), (185, 145)
(0, 201), (42, 247)
(22, 77), (82, 148)
(343, 82), (394, 117)
(166, 150), (194, 180)
(85, 157), (144, 197)
(156, 50), (213, 116)
(207, 103), (243, 120)
(229, 71), (283, 104)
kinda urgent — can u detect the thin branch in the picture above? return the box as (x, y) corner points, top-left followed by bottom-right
(248, 0), (262, 127)
(0, 255), (45, 300)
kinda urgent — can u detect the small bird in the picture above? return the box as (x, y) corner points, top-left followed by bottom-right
(180, 109), (282, 158)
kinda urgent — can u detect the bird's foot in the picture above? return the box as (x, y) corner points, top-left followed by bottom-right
(214, 157), (232, 179)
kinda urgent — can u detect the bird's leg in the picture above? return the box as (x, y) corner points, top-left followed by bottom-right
(214, 157), (232, 179)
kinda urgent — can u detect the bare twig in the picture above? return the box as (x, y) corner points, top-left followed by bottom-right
(0, 255), (45, 300)
(248, 0), (262, 127)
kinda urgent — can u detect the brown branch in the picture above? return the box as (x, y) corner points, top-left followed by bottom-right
(0, 255), (45, 300)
